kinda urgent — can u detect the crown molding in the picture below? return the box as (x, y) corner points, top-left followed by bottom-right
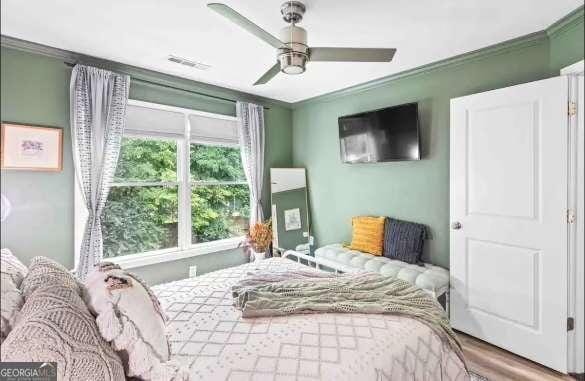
(291, 6), (584, 108)
(291, 30), (549, 108)
(0, 35), (293, 110)
(546, 5), (584, 38)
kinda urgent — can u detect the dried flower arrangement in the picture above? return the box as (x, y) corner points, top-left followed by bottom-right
(240, 219), (273, 257)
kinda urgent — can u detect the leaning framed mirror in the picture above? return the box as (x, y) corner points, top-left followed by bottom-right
(270, 168), (310, 255)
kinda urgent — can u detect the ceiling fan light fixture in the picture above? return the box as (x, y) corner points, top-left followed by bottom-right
(278, 51), (307, 74)
(282, 65), (305, 75)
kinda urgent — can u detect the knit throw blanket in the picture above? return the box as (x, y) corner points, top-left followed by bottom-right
(232, 269), (465, 365)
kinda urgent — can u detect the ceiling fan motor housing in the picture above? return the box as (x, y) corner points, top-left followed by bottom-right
(278, 25), (308, 74)
(280, 1), (306, 23)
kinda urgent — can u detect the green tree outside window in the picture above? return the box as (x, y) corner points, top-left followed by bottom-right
(102, 138), (249, 258)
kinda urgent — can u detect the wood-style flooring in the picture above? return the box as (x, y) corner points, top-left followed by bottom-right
(457, 331), (581, 381)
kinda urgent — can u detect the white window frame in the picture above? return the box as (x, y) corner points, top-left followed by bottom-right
(74, 99), (246, 269)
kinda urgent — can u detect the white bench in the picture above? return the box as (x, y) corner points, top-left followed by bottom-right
(283, 243), (450, 314)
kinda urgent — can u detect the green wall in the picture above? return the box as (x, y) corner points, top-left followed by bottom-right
(272, 187), (309, 250)
(0, 46), (292, 284)
(291, 10), (584, 269)
(1, 48), (74, 268)
(292, 22), (583, 268)
(548, 8), (585, 73)
(1, 7), (582, 280)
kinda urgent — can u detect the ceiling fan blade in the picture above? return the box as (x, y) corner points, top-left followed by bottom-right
(254, 62), (280, 85)
(309, 47), (396, 62)
(208, 3), (283, 49)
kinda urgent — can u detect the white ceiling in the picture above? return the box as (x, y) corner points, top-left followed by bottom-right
(1, 0), (582, 103)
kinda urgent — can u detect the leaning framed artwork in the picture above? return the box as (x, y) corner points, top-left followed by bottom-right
(1, 123), (63, 171)
(284, 208), (302, 231)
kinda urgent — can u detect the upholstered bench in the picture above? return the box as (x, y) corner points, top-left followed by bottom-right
(315, 243), (449, 296)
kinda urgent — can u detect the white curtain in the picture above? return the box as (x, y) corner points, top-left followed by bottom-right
(236, 102), (265, 226)
(70, 65), (130, 279)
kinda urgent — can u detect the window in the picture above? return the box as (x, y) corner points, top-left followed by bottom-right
(190, 143), (249, 244)
(102, 137), (179, 258)
(76, 100), (250, 266)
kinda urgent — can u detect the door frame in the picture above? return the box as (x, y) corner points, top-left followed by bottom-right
(561, 60), (584, 375)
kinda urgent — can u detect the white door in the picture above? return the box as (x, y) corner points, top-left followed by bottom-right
(450, 76), (569, 372)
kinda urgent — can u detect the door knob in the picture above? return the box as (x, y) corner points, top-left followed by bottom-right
(451, 221), (462, 230)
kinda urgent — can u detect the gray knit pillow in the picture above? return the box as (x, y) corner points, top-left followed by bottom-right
(1, 248), (28, 285)
(383, 218), (427, 264)
(21, 256), (80, 299)
(0, 284), (125, 381)
(1, 249), (28, 342)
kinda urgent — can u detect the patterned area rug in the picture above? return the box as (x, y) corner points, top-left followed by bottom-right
(470, 372), (489, 381)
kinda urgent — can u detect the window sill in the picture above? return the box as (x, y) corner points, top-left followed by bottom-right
(107, 237), (244, 269)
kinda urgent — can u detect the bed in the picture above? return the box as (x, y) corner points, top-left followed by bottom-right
(153, 258), (468, 381)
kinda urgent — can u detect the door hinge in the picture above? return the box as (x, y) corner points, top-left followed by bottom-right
(568, 317), (575, 331)
(567, 209), (576, 224)
(568, 102), (577, 116)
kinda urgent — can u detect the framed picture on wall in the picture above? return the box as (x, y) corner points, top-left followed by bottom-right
(284, 208), (302, 231)
(1, 123), (63, 171)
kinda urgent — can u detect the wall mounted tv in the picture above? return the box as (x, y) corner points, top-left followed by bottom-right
(338, 102), (420, 163)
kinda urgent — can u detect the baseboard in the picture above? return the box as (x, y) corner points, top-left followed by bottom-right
(570, 373), (584, 381)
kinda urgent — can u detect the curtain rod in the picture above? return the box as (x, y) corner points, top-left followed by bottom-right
(64, 62), (270, 110)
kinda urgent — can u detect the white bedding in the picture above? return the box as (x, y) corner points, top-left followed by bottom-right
(153, 258), (468, 381)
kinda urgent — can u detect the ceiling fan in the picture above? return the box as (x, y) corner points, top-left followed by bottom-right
(208, 1), (396, 85)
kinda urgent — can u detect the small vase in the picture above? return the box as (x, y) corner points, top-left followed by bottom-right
(252, 249), (266, 262)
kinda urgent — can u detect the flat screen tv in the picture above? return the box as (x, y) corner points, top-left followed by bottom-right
(338, 102), (420, 163)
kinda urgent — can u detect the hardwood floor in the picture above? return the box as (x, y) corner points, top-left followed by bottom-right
(457, 331), (578, 381)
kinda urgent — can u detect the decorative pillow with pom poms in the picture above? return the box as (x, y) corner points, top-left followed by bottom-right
(84, 262), (189, 381)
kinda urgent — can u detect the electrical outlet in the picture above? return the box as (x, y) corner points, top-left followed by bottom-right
(302, 231), (309, 237)
(189, 265), (197, 278)
(309, 236), (314, 246)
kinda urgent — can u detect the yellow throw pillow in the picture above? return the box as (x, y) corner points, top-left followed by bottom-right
(348, 216), (385, 256)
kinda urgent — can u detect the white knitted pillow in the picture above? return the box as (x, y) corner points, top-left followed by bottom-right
(0, 248), (28, 342)
(84, 263), (189, 381)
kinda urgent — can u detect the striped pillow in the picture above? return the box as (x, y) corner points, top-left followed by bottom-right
(383, 218), (427, 264)
(348, 216), (386, 256)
